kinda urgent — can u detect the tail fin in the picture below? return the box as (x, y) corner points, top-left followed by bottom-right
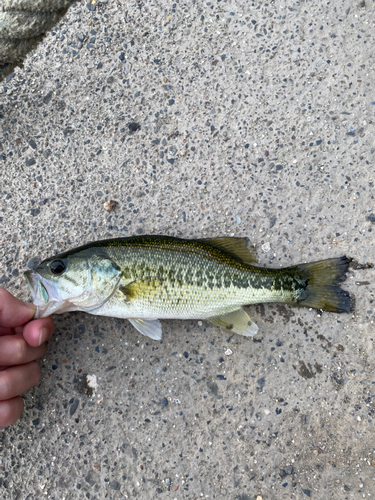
(294, 256), (352, 313)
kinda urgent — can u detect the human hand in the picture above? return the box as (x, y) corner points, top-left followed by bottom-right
(0, 289), (54, 428)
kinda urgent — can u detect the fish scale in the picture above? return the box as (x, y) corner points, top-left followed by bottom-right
(24, 235), (352, 340)
(102, 243), (291, 318)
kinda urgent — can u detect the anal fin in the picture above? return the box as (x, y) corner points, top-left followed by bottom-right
(128, 318), (162, 340)
(209, 308), (258, 337)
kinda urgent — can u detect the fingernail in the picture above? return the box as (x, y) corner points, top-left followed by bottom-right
(38, 327), (48, 346)
(25, 302), (37, 317)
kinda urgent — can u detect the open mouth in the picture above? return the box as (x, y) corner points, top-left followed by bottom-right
(24, 270), (49, 304)
(24, 270), (55, 318)
(24, 270), (78, 318)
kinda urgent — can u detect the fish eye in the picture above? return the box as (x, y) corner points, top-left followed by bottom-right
(50, 259), (66, 276)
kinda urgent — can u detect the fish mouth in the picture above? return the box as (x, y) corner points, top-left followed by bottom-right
(24, 270), (47, 302)
(24, 270), (60, 318)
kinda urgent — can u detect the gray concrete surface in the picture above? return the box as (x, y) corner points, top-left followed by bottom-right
(1, 0), (375, 498)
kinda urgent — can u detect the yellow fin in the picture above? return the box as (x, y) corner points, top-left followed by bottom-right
(209, 308), (258, 337)
(119, 278), (162, 301)
(201, 237), (257, 263)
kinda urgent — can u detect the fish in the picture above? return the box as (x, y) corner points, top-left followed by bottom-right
(24, 235), (352, 340)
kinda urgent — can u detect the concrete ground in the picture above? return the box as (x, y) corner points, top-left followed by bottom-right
(1, 0), (375, 498)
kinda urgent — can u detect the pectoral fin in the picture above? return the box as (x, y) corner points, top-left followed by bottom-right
(119, 278), (162, 301)
(128, 318), (162, 340)
(209, 308), (258, 337)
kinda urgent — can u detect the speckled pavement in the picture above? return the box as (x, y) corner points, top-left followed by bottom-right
(1, 0), (375, 498)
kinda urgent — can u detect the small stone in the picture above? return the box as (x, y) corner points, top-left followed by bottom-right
(302, 489), (311, 497)
(26, 157), (36, 166)
(269, 215), (277, 228)
(262, 242), (271, 253)
(104, 200), (116, 211)
(110, 481), (121, 490)
(225, 348), (233, 356)
(70, 399), (79, 416)
(368, 213), (375, 223)
(165, 478), (171, 486)
(128, 122), (141, 132)
(179, 149), (187, 157)
(285, 465), (293, 475)
(161, 397), (168, 408)
(236, 215), (241, 224)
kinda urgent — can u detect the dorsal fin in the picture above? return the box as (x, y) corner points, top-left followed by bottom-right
(200, 237), (257, 263)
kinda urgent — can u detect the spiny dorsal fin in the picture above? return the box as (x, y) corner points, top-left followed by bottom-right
(200, 237), (257, 263)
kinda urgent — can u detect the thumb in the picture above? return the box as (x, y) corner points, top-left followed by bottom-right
(0, 289), (36, 328)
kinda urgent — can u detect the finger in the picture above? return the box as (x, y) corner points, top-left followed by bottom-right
(22, 317), (55, 347)
(0, 361), (41, 400)
(0, 335), (47, 366)
(0, 397), (24, 429)
(0, 317), (55, 345)
(0, 326), (14, 336)
(0, 289), (36, 328)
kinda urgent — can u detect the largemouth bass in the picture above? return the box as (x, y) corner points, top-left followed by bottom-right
(24, 235), (352, 340)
